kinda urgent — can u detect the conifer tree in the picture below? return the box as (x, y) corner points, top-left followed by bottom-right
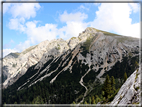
(91, 96), (95, 104)
(14, 102), (17, 104)
(103, 97), (106, 101)
(102, 91), (104, 96)
(72, 101), (76, 104)
(102, 74), (111, 98)
(95, 95), (101, 103)
(92, 99), (96, 104)
(32, 96), (44, 104)
(89, 97), (91, 104)
(135, 61), (139, 69)
(84, 101), (88, 107)
(84, 101), (87, 104)
(124, 72), (127, 82)
(110, 76), (116, 94)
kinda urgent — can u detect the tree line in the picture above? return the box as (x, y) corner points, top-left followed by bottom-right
(73, 72), (128, 104)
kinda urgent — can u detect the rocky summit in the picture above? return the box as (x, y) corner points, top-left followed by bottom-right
(2, 27), (140, 105)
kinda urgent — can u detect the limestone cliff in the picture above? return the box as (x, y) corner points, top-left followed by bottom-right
(110, 68), (140, 106)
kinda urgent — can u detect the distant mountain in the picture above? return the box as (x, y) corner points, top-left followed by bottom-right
(2, 27), (140, 105)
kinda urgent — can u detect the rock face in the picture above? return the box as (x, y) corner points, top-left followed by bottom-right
(110, 68), (140, 105)
(3, 41), (48, 88)
(3, 27), (139, 91)
(2, 27), (140, 104)
(2, 28), (100, 88)
(3, 39), (70, 88)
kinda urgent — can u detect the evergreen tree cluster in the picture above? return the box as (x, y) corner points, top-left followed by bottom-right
(3, 80), (85, 104)
(102, 75), (116, 99)
(102, 56), (139, 80)
(82, 72), (128, 104)
(101, 75), (115, 101)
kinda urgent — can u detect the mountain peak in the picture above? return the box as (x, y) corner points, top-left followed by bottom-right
(4, 52), (20, 59)
(3, 27), (140, 105)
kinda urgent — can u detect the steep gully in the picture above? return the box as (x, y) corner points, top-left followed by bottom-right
(79, 68), (91, 104)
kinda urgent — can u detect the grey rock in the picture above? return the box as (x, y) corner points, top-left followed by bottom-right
(3, 27), (140, 90)
(110, 68), (140, 105)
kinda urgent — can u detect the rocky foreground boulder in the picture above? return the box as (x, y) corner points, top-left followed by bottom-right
(110, 68), (140, 106)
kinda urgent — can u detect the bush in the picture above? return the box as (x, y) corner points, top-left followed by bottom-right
(12, 64), (16, 67)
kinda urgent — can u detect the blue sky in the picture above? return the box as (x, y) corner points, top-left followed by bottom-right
(3, 2), (140, 57)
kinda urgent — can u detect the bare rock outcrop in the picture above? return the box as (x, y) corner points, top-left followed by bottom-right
(2, 27), (139, 89)
(110, 68), (140, 106)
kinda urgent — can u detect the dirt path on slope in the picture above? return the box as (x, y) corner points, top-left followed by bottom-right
(78, 68), (90, 104)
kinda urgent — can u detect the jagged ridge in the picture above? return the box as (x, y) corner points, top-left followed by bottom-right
(2, 27), (139, 104)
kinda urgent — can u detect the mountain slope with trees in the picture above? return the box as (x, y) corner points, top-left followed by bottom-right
(2, 27), (139, 105)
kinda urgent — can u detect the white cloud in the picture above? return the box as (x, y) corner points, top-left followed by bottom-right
(59, 11), (88, 22)
(3, 3), (11, 14)
(8, 20), (59, 53)
(3, 40), (31, 57)
(15, 40), (31, 52)
(9, 3), (41, 19)
(79, 5), (89, 10)
(4, 3), (41, 57)
(129, 3), (140, 13)
(89, 3), (140, 38)
(4, 39), (15, 48)
(12, 11), (89, 48)
(25, 21), (58, 44)
(6, 10), (88, 54)
(58, 11), (88, 39)
(59, 21), (88, 40)
(8, 18), (25, 32)
(4, 3), (140, 57)
(5, 21), (59, 56)
(7, 3), (41, 32)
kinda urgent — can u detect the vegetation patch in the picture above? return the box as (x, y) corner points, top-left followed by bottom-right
(102, 55), (139, 80)
(78, 37), (81, 41)
(117, 37), (131, 43)
(71, 37), (76, 40)
(84, 68), (101, 84)
(21, 45), (37, 54)
(55, 44), (61, 50)
(12, 63), (16, 67)
(7, 52), (20, 58)
(88, 27), (122, 37)
(135, 86), (140, 91)
(135, 69), (139, 82)
(80, 35), (94, 57)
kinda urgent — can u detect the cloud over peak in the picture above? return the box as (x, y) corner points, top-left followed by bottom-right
(3, 3), (140, 57)
(59, 11), (88, 22)
(90, 3), (140, 38)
